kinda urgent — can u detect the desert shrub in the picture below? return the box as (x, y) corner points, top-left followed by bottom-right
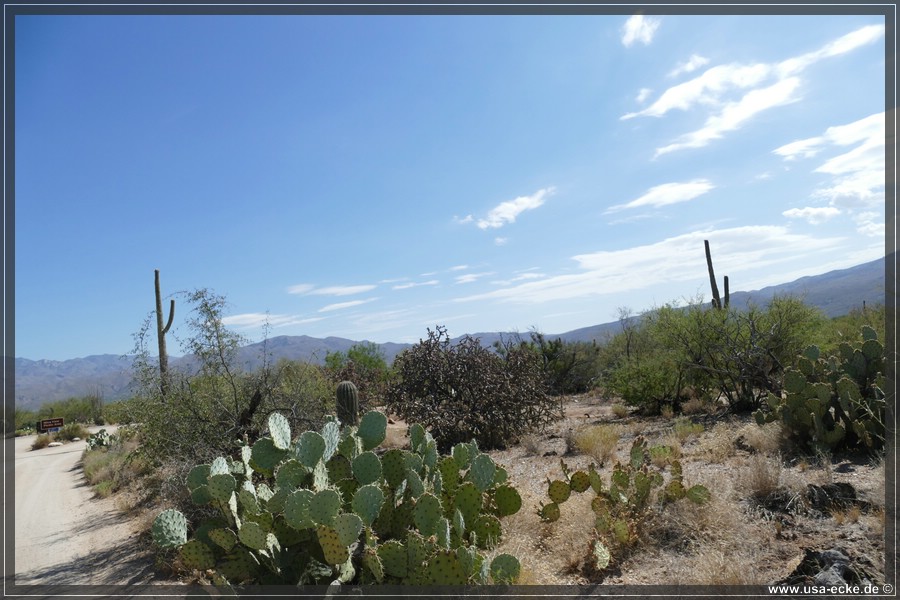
(324, 342), (394, 408)
(385, 326), (562, 452)
(573, 424), (620, 464)
(672, 417), (704, 443)
(56, 422), (89, 441)
(36, 393), (104, 426)
(610, 403), (629, 419)
(495, 331), (602, 395)
(31, 434), (51, 450)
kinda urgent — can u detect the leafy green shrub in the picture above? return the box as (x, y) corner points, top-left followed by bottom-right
(386, 326), (561, 452)
(539, 437), (709, 573)
(324, 342), (393, 409)
(151, 411), (523, 588)
(754, 326), (886, 453)
(56, 422), (89, 441)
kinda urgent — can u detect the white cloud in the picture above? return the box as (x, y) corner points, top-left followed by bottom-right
(668, 54), (710, 78)
(449, 265), (469, 271)
(453, 226), (845, 305)
(222, 313), (324, 329)
(635, 88), (653, 103)
(454, 214), (474, 224)
(392, 280), (440, 290)
(606, 179), (714, 213)
(288, 283), (376, 296)
(782, 206), (841, 224)
(621, 15), (661, 47)
(777, 112), (885, 214)
(476, 187), (555, 229)
(494, 237), (508, 246)
(455, 272), (495, 285)
(318, 298), (378, 313)
(287, 284), (315, 295)
(623, 24), (884, 156)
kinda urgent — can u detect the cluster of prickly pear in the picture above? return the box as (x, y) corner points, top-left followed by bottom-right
(754, 326), (886, 452)
(86, 428), (115, 450)
(540, 436), (709, 571)
(151, 410), (522, 588)
(336, 381), (359, 427)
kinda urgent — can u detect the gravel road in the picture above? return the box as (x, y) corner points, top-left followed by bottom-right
(13, 426), (163, 587)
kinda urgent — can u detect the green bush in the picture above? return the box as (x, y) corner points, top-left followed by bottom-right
(324, 342), (394, 408)
(385, 326), (561, 452)
(151, 411), (523, 588)
(56, 422), (89, 441)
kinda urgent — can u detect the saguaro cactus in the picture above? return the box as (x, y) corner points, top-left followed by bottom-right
(155, 269), (175, 397)
(704, 240), (729, 310)
(336, 381), (360, 427)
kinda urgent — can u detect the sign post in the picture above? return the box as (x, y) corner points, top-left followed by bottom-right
(37, 418), (64, 434)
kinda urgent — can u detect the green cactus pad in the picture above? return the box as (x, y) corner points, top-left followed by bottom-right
(409, 423), (427, 453)
(238, 521), (268, 550)
(316, 525), (350, 565)
(295, 431), (326, 469)
(358, 410), (388, 451)
(207, 473), (237, 503)
(406, 531), (429, 569)
(152, 509), (187, 548)
(493, 485), (522, 517)
(451, 442), (471, 469)
(309, 489), (341, 526)
(469, 454), (497, 492)
(362, 548), (384, 583)
(454, 482), (482, 526)
(190, 485), (213, 506)
(547, 479), (571, 504)
(256, 482), (274, 504)
(352, 451), (383, 485)
(186, 464), (211, 491)
(338, 430), (363, 460)
(208, 527), (238, 551)
(334, 512), (364, 547)
(284, 489), (315, 530)
(274, 459), (308, 491)
(538, 502), (560, 522)
(490, 553), (520, 584)
(377, 540), (408, 578)
(250, 437), (287, 476)
(325, 454), (353, 483)
(381, 449), (408, 488)
(352, 484), (385, 527)
(426, 550), (468, 585)
(437, 457), (460, 491)
(493, 465), (508, 486)
(272, 515), (306, 547)
(321, 419), (341, 462)
(451, 507), (466, 537)
(406, 468), (426, 498)
(436, 516), (451, 549)
(209, 456), (230, 477)
(268, 412), (292, 451)
(686, 484), (711, 504)
(413, 493), (443, 537)
(471, 514), (501, 549)
(218, 548), (259, 583)
(569, 470), (591, 493)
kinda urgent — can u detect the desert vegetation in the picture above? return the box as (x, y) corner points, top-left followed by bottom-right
(57, 275), (888, 590)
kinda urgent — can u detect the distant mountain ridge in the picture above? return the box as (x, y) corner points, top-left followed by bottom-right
(12, 256), (887, 409)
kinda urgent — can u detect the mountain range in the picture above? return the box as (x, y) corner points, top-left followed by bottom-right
(12, 256), (888, 410)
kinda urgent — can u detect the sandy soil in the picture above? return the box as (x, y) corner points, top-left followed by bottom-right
(13, 426), (164, 587)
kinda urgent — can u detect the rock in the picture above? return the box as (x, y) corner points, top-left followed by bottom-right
(773, 547), (875, 588)
(71, 437), (81, 442)
(48, 442), (63, 447)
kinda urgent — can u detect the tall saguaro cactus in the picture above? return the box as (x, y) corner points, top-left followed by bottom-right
(704, 240), (730, 310)
(155, 269), (175, 397)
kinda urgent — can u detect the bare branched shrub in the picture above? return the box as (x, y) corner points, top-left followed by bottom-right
(385, 326), (562, 451)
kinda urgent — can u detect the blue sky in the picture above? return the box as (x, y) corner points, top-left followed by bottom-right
(14, 13), (888, 361)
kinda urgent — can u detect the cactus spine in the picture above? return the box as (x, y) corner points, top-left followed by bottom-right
(336, 381), (359, 427)
(154, 269), (175, 398)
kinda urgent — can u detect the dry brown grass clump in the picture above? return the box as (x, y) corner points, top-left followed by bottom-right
(30, 433), (52, 450)
(736, 421), (785, 455)
(611, 403), (629, 419)
(573, 424), (620, 464)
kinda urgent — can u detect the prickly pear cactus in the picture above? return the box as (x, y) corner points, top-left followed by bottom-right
(754, 327), (886, 452)
(151, 410), (522, 587)
(541, 438), (709, 572)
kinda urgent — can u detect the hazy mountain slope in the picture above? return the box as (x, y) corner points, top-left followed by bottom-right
(13, 256), (887, 409)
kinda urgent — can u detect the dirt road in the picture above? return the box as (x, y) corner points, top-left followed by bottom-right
(13, 427), (162, 587)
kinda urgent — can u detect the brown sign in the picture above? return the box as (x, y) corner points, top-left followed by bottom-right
(38, 418), (64, 432)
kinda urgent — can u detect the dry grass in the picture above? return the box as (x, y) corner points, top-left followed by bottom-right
(695, 421), (737, 462)
(30, 433), (52, 450)
(736, 421), (784, 455)
(743, 453), (784, 503)
(673, 416), (704, 443)
(573, 424), (620, 465)
(680, 396), (706, 415)
(519, 432), (543, 457)
(611, 404), (629, 419)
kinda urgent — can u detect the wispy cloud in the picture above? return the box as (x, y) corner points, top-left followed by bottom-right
(606, 179), (714, 213)
(288, 284), (377, 296)
(494, 237), (508, 246)
(668, 54), (709, 78)
(476, 187), (555, 230)
(453, 214), (474, 224)
(455, 272), (495, 285)
(392, 280), (440, 290)
(635, 87), (653, 103)
(622, 24), (884, 157)
(775, 112), (884, 236)
(222, 313), (324, 329)
(782, 206), (841, 224)
(453, 226), (845, 305)
(450, 265), (469, 272)
(318, 298), (378, 313)
(621, 15), (661, 47)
